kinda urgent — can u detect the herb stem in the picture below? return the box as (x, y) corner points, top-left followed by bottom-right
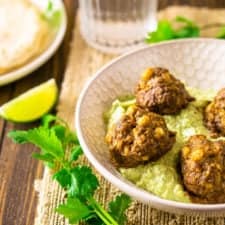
(201, 23), (225, 30)
(89, 197), (119, 225)
(8, 114), (131, 225)
(94, 209), (112, 225)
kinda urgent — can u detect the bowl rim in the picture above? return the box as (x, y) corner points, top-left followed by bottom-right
(76, 38), (225, 210)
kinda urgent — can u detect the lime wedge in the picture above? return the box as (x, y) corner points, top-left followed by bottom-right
(0, 79), (58, 122)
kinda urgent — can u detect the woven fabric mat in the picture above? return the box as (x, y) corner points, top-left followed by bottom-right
(35, 6), (225, 225)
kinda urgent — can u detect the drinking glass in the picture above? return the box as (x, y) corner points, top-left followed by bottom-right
(79, 0), (158, 53)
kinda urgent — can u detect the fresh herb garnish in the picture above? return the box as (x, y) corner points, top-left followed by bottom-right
(43, 0), (62, 28)
(217, 26), (225, 38)
(146, 16), (225, 43)
(8, 114), (131, 225)
(109, 194), (132, 225)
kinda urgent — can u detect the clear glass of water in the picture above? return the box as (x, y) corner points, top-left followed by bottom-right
(79, 0), (158, 54)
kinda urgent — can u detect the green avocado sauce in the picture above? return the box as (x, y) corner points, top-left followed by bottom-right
(105, 88), (216, 203)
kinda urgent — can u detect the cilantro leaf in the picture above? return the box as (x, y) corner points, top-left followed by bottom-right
(69, 146), (83, 162)
(42, 114), (57, 128)
(69, 166), (99, 198)
(8, 114), (130, 225)
(146, 20), (174, 43)
(175, 16), (195, 26)
(8, 130), (28, 144)
(109, 194), (132, 225)
(32, 152), (55, 168)
(32, 152), (54, 162)
(42, 114), (77, 145)
(86, 216), (104, 225)
(174, 16), (200, 38)
(174, 26), (199, 38)
(43, 0), (62, 28)
(56, 197), (92, 224)
(47, 0), (53, 11)
(52, 125), (66, 141)
(217, 26), (225, 38)
(32, 153), (54, 163)
(65, 131), (80, 145)
(8, 127), (64, 159)
(53, 168), (71, 189)
(146, 16), (200, 43)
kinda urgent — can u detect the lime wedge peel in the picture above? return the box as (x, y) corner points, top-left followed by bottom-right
(0, 79), (58, 122)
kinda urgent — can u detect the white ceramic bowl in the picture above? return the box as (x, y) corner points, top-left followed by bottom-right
(76, 38), (225, 217)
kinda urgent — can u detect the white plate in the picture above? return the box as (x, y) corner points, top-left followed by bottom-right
(0, 0), (67, 86)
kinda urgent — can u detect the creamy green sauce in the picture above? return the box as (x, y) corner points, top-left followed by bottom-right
(105, 87), (216, 203)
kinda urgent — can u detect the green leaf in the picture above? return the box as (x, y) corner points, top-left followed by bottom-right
(69, 166), (99, 198)
(146, 20), (174, 43)
(41, 114), (72, 145)
(145, 16), (200, 43)
(42, 114), (57, 128)
(174, 26), (200, 38)
(53, 168), (71, 189)
(52, 125), (66, 141)
(50, 10), (62, 27)
(32, 152), (55, 168)
(217, 26), (225, 38)
(109, 194), (132, 225)
(44, 1), (62, 28)
(47, 0), (53, 11)
(70, 146), (83, 162)
(86, 217), (104, 225)
(8, 130), (29, 144)
(174, 16), (200, 38)
(66, 131), (80, 145)
(56, 197), (92, 224)
(9, 127), (64, 159)
(32, 152), (54, 163)
(8, 113), (131, 225)
(175, 16), (195, 26)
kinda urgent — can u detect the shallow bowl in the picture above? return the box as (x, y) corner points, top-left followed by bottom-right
(76, 38), (225, 216)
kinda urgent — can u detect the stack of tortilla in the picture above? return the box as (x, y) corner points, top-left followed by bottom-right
(0, 0), (52, 75)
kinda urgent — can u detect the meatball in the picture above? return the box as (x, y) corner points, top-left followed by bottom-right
(135, 67), (194, 115)
(105, 105), (176, 168)
(181, 135), (225, 203)
(204, 88), (225, 137)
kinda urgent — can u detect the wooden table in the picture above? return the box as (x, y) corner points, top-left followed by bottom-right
(0, 1), (225, 225)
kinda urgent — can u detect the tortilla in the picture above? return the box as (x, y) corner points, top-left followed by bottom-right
(0, 0), (52, 74)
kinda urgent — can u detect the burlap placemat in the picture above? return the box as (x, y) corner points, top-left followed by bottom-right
(35, 6), (225, 225)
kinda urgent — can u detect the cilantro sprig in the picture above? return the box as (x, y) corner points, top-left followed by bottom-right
(42, 0), (62, 28)
(8, 114), (131, 225)
(146, 16), (225, 43)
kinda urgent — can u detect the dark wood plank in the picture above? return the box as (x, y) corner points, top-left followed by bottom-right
(0, 85), (14, 153)
(0, 123), (43, 225)
(0, 1), (77, 225)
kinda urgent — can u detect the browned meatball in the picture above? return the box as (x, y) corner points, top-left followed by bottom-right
(204, 88), (225, 137)
(135, 67), (194, 115)
(181, 135), (225, 203)
(105, 105), (175, 168)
